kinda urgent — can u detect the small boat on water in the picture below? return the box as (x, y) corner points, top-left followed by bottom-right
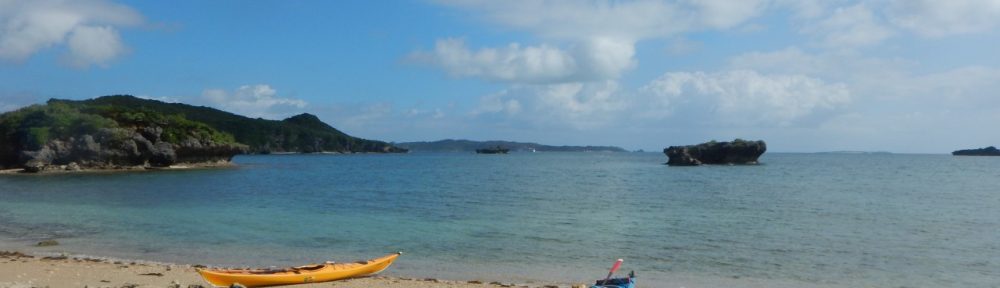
(196, 252), (401, 287)
(475, 146), (509, 154)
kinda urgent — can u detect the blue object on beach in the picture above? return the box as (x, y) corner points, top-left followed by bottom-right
(591, 271), (635, 288)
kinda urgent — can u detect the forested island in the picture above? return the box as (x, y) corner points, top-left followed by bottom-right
(0, 95), (405, 172)
(395, 139), (627, 153)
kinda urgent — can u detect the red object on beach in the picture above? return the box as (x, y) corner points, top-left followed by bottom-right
(604, 259), (624, 281)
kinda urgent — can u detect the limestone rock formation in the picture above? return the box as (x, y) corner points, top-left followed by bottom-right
(12, 127), (247, 173)
(664, 139), (767, 166)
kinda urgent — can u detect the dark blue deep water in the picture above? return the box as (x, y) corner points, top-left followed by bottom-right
(1, 153), (998, 287)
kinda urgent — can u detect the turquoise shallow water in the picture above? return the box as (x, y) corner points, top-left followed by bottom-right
(1, 153), (999, 287)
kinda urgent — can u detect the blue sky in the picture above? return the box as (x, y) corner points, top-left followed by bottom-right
(2, 0), (1000, 153)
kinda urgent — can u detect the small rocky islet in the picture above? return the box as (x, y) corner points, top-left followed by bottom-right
(663, 139), (767, 166)
(952, 146), (1000, 156)
(0, 95), (407, 173)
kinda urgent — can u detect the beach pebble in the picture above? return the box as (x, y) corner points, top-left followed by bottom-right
(187, 285), (206, 288)
(35, 240), (59, 247)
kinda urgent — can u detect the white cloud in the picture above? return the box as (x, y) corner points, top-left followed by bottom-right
(688, 0), (771, 29)
(729, 47), (829, 75)
(465, 69), (851, 133)
(200, 84), (307, 119)
(774, 0), (838, 19)
(64, 25), (126, 67)
(423, 0), (768, 84)
(473, 90), (522, 116)
(439, 0), (768, 40)
(786, 1), (1000, 47)
(728, 47), (915, 98)
(576, 37), (635, 80)
(406, 108), (445, 119)
(0, 0), (142, 67)
(888, 0), (1000, 37)
(640, 70), (851, 125)
(537, 81), (625, 117)
(412, 38), (577, 83)
(907, 66), (1000, 107)
(473, 81), (627, 129)
(804, 3), (893, 48)
(728, 47), (1000, 107)
(413, 37), (637, 84)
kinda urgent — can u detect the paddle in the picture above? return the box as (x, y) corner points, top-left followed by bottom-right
(602, 259), (624, 284)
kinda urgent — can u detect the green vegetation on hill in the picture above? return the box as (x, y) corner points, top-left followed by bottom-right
(0, 103), (115, 150)
(1, 95), (404, 158)
(396, 139), (626, 152)
(58, 95), (404, 153)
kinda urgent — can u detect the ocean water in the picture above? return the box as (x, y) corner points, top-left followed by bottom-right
(0, 153), (998, 287)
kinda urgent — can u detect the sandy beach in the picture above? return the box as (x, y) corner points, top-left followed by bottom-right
(0, 251), (584, 288)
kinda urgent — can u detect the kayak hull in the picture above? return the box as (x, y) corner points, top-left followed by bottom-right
(590, 277), (635, 288)
(196, 252), (400, 287)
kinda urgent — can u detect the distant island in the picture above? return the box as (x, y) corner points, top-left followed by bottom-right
(395, 139), (627, 153)
(0, 95), (405, 173)
(952, 146), (1000, 156)
(475, 146), (509, 154)
(664, 139), (767, 166)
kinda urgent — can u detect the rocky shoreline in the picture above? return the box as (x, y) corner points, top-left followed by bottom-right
(3, 126), (247, 174)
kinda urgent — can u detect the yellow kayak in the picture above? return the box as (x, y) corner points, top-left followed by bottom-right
(196, 252), (401, 287)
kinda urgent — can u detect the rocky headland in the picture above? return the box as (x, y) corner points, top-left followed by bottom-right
(14, 127), (248, 173)
(664, 139), (767, 166)
(0, 95), (406, 173)
(952, 146), (1000, 156)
